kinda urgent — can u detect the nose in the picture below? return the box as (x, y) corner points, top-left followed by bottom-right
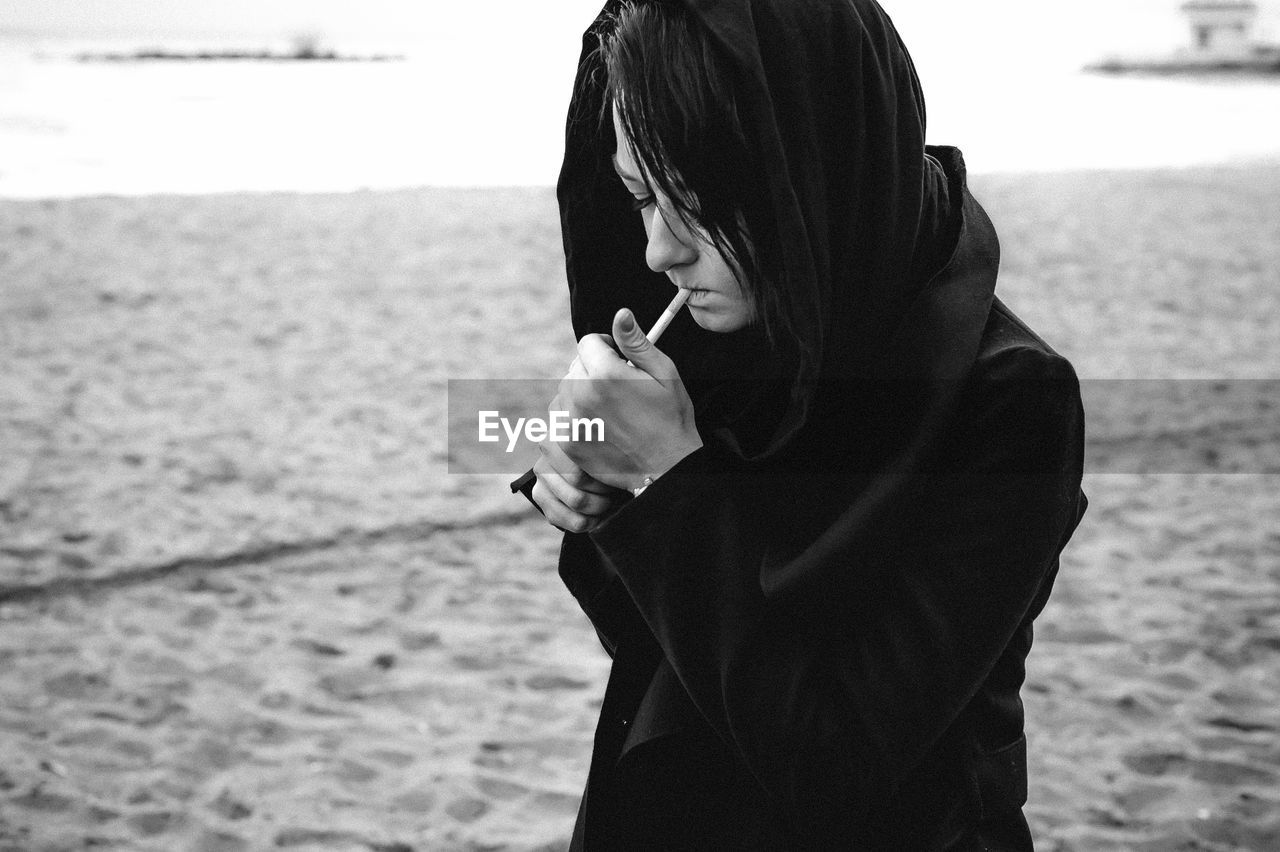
(644, 207), (696, 274)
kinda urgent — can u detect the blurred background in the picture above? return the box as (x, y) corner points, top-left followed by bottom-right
(2, 2), (1278, 851)
(2, 0), (1280, 194)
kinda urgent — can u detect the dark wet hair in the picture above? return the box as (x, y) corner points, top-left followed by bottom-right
(600, 1), (800, 359)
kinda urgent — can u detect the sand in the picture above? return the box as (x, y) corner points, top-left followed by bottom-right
(1, 165), (1278, 849)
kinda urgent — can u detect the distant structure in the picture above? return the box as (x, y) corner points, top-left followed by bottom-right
(1086, 0), (1280, 74)
(76, 33), (404, 64)
(1181, 0), (1258, 61)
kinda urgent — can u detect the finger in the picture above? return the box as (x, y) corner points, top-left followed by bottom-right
(612, 307), (676, 380)
(536, 446), (615, 513)
(542, 468), (615, 516)
(565, 336), (613, 375)
(541, 440), (615, 495)
(577, 333), (627, 375)
(530, 477), (598, 534)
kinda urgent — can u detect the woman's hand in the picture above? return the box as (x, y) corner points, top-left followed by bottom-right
(553, 308), (703, 493)
(531, 440), (627, 533)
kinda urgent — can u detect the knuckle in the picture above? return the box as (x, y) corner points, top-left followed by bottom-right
(553, 383), (573, 407)
(564, 513), (591, 534)
(556, 383), (583, 414)
(544, 504), (572, 530)
(560, 442), (584, 466)
(577, 385), (601, 411)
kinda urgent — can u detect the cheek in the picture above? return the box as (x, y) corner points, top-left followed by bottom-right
(693, 273), (755, 333)
(713, 256), (755, 318)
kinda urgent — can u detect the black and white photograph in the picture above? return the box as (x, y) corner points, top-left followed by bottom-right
(1, 1), (1278, 849)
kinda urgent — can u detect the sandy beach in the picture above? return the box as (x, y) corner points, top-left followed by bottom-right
(1, 165), (1278, 849)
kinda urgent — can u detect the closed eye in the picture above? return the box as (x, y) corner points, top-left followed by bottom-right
(629, 194), (656, 212)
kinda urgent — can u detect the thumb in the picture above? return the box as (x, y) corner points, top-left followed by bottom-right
(612, 308), (670, 377)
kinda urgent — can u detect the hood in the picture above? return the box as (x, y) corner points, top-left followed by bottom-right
(557, 0), (996, 462)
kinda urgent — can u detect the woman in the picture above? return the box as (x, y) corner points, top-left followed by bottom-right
(512, 0), (1088, 847)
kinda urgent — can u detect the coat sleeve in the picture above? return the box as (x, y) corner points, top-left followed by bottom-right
(508, 469), (653, 659)
(588, 345), (1087, 832)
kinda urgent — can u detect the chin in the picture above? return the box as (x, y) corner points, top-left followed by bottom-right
(690, 309), (752, 334)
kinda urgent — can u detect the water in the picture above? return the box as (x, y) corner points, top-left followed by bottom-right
(2, 0), (1280, 197)
(0, 37), (581, 196)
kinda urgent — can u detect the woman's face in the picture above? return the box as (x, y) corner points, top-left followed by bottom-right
(611, 105), (755, 333)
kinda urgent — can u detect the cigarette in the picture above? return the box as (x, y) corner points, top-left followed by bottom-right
(645, 288), (692, 344)
(568, 289), (691, 372)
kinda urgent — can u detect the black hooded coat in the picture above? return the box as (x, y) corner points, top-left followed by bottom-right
(513, 0), (1089, 847)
